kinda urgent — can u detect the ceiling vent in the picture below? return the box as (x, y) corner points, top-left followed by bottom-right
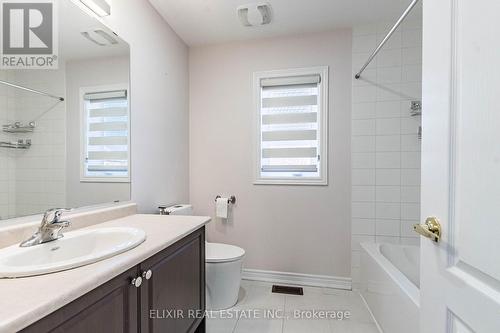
(237, 3), (272, 27)
(81, 27), (118, 46)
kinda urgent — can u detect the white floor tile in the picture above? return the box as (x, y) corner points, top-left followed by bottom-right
(233, 318), (283, 333)
(330, 320), (380, 333)
(283, 318), (330, 333)
(214, 282), (377, 333)
(206, 317), (238, 333)
(234, 284), (285, 310)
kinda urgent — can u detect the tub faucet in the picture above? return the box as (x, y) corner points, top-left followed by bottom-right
(19, 208), (73, 247)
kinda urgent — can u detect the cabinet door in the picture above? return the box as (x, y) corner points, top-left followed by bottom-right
(21, 267), (139, 333)
(140, 227), (205, 333)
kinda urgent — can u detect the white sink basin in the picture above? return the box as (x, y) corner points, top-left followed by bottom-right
(0, 227), (146, 278)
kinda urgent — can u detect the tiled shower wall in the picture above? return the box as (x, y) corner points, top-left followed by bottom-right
(0, 68), (66, 220)
(350, 18), (422, 288)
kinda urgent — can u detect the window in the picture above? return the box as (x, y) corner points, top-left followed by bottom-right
(254, 67), (328, 185)
(80, 85), (130, 182)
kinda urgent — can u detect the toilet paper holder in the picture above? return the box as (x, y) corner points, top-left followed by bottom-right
(215, 195), (236, 204)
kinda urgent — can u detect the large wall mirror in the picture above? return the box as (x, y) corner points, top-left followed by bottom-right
(0, 0), (130, 220)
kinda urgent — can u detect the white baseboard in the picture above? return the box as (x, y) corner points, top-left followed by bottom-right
(242, 269), (352, 290)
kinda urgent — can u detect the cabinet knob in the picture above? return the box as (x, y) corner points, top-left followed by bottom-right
(142, 269), (153, 280)
(131, 276), (143, 288)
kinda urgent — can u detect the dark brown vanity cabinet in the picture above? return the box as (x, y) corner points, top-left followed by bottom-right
(21, 227), (206, 333)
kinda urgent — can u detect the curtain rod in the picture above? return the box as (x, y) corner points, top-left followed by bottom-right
(0, 79), (64, 101)
(354, 0), (421, 79)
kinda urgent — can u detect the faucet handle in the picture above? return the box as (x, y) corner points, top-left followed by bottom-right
(43, 208), (73, 223)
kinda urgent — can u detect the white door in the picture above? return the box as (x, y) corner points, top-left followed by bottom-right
(420, 0), (500, 332)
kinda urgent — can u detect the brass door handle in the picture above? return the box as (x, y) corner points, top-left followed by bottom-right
(413, 217), (441, 242)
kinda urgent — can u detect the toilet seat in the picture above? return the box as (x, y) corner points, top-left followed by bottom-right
(206, 242), (245, 263)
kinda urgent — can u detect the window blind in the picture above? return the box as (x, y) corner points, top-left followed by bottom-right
(259, 75), (321, 178)
(84, 90), (129, 178)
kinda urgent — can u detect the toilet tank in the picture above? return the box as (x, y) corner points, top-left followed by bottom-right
(158, 204), (193, 215)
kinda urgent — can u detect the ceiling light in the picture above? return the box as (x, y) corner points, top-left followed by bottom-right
(237, 3), (272, 27)
(81, 28), (118, 46)
(79, 0), (110, 17)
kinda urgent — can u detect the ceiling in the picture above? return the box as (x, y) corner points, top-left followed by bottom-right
(59, 0), (129, 61)
(148, 0), (422, 46)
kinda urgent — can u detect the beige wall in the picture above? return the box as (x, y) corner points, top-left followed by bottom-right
(65, 56), (131, 208)
(102, 0), (190, 213)
(189, 30), (352, 277)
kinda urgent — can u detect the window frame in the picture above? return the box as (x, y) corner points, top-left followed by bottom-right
(253, 66), (329, 185)
(79, 83), (131, 183)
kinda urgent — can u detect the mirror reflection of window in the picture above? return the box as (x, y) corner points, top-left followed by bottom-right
(81, 87), (130, 182)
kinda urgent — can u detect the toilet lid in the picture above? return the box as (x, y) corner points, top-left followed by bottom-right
(206, 242), (245, 263)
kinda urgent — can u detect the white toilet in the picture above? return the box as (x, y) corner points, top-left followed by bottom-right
(164, 204), (245, 310)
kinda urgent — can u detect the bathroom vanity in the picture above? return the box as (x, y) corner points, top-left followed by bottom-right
(0, 209), (211, 333)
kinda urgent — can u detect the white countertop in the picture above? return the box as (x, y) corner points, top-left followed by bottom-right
(0, 214), (211, 333)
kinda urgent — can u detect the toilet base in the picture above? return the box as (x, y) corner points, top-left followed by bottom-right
(205, 259), (243, 310)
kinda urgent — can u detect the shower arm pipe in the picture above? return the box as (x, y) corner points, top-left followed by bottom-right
(354, 0), (420, 79)
(0, 79), (64, 101)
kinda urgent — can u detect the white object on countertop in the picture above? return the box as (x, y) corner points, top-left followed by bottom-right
(216, 197), (228, 219)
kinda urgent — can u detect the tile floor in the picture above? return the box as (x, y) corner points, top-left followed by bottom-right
(206, 280), (380, 333)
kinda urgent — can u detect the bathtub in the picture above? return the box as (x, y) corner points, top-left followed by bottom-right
(359, 242), (420, 333)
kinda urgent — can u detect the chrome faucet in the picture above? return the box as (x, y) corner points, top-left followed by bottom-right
(19, 208), (73, 247)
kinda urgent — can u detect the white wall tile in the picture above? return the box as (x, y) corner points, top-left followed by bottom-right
(402, 29), (422, 48)
(401, 186), (420, 203)
(401, 169), (421, 186)
(352, 34), (378, 53)
(376, 135), (401, 151)
(401, 134), (421, 151)
(352, 202), (376, 219)
(352, 186), (376, 202)
(376, 219), (401, 236)
(351, 22), (422, 273)
(376, 186), (401, 202)
(401, 203), (420, 220)
(402, 47), (422, 65)
(378, 31), (401, 50)
(376, 84), (404, 101)
(376, 203), (401, 219)
(401, 117), (420, 134)
(352, 136), (376, 152)
(401, 152), (421, 168)
(352, 152), (376, 169)
(376, 152), (401, 168)
(376, 169), (401, 186)
(376, 118), (401, 135)
(353, 85), (377, 103)
(377, 67), (402, 84)
(352, 102), (376, 119)
(375, 101), (401, 118)
(352, 169), (376, 185)
(352, 52), (376, 70)
(402, 64), (422, 83)
(352, 119), (376, 135)
(352, 218), (376, 235)
(376, 49), (402, 67)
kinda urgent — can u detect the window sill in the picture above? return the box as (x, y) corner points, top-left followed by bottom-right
(253, 178), (328, 186)
(80, 177), (130, 183)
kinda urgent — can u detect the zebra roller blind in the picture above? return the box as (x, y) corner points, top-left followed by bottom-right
(258, 72), (326, 182)
(83, 89), (129, 180)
